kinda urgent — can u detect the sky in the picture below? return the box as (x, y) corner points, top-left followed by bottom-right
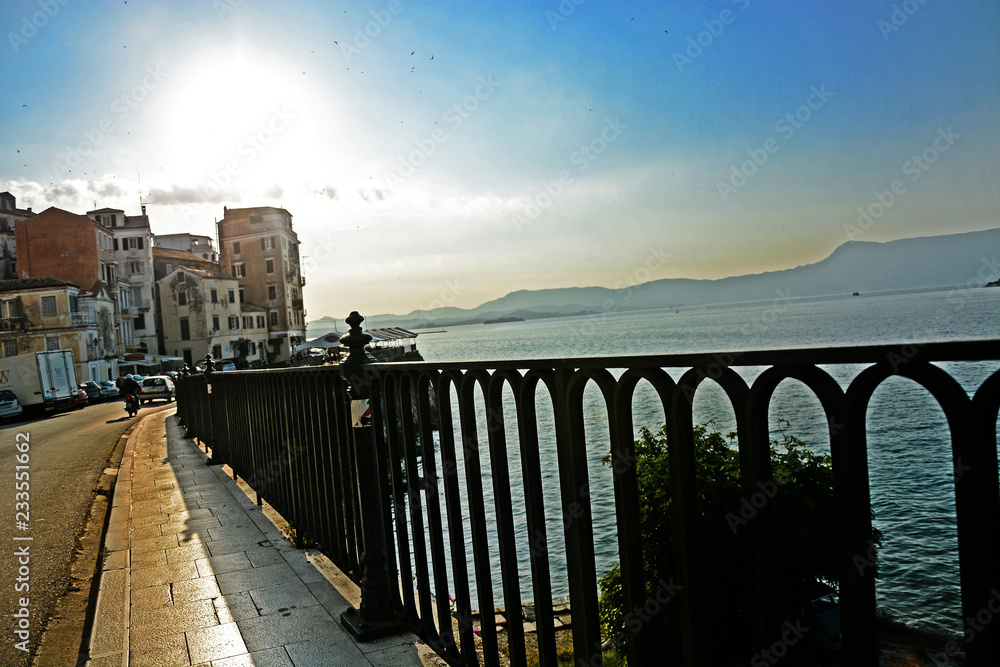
(2, 0), (998, 318)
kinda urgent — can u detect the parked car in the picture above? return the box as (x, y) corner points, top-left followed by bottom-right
(140, 375), (175, 403)
(0, 389), (24, 422)
(71, 388), (89, 409)
(99, 380), (120, 401)
(79, 381), (103, 402)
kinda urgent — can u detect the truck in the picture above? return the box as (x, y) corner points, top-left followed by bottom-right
(0, 350), (80, 415)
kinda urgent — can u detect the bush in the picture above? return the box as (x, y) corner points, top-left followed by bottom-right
(598, 420), (879, 663)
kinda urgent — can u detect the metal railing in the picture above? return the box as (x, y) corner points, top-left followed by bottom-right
(176, 313), (1000, 666)
(70, 311), (96, 326)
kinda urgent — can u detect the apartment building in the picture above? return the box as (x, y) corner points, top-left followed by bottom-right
(157, 266), (268, 368)
(87, 205), (158, 357)
(0, 277), (118, 382)
(154, 232), (219, 262)
(217, 206), (306, 362)
(0, 192), (36, 280)
(14, 207), (129, 363)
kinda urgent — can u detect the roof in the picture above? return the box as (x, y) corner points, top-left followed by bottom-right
(240, 302), (268, 312)
(0, 276), (79, 293)
(27, 206), (105, 230)
(368, 327), (419, 342)
(87, 207), (123, 215)
(152, 247), (215, 262)
(169, 265), (232, 281)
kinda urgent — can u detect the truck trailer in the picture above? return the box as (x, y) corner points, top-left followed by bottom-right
(0, 350), (80, 414)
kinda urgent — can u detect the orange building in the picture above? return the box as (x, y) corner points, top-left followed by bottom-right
(217, 206), (305, 362)
(14, 207), (118, 288)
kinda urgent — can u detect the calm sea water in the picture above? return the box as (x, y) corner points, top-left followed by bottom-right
(399, 287), (1000, 637)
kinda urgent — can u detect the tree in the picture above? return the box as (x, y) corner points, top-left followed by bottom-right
(598, 420), (879, 663)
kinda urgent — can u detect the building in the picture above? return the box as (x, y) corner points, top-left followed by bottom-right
(217, 206), (306, 362)
(0, 192), (37, 280)
(154, 232), (219, 262)
(14, 207), (129, 367)
(0, 277), (119, 382)
(157, 266), (268, 368)
(87, 205), (158, 358)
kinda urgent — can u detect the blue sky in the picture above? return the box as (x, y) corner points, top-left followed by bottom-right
(2, 0), (998, 317)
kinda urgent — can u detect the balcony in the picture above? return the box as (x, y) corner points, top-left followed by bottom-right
(127, 273), (147, 284)
(300, 276), (306, 287)
(0, 317), (24, 332)
(291, 299), (304, 310)
(136, 298), (152, 311)
(120, 305), (138, 318)
(99, 248), (116, 262)
(70, 311), (96, 326)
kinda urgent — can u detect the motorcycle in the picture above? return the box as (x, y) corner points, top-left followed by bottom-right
(125, 393), (139, 417)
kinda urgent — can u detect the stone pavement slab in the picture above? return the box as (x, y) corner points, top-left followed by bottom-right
(85, 407), (434, 667)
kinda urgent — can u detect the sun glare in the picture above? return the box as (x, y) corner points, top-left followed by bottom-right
(159, 52), (300, 169)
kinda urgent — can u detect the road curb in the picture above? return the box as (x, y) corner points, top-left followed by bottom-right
(29, 419), (135, 667)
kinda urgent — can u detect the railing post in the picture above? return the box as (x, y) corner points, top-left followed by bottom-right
(339, 311), (407, 641)
(203, 354), (224, 466)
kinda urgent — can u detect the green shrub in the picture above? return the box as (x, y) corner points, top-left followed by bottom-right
(598, 420), (879, 663)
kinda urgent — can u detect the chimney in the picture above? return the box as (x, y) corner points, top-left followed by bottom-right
(141, 204), (146, 215)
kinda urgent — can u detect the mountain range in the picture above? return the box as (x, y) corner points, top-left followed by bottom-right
(307, 228), (1000, 333)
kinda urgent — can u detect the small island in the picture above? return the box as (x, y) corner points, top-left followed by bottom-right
(986, 279), (1000, 287)
(483, 316), (526, 325)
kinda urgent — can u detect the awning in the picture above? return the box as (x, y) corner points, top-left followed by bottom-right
(120, 354), (184, 367)
(294, 331), (345, 352)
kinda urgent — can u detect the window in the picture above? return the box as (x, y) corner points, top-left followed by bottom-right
(45, 336), (60, 351)
(269, 311), (278, 326)
(211, 289), (218, 303)
(177, 272), (186, 282)
(233, 241), (241, 255)
(229, 289), (235, 304)
(239, 288), (245, 303)
(2, 299), (22, 319)
(213, 344), (222, 359)
(268, 285), (277, 300)
(232, 263), (245, 277)
(41, 295), (57, 316)
(256, 315), (265, 328)
(135, 313), (146, 329)
(3, 340), (17, 357)
(265, 258), (274, 273)
(178, 291), (187, 306)
(243, 316), (253, 329)
(123, 237), (144, 250)
(262, 236), (275, 250)
(180, 318), (190, 340)
(229, 316), (239, 330)
(126, 260), (145, 275)
(213, 316), (220, 331)
(183, 349), (193, 366)
(249, 213), (263, 223)
(292, 287), (299, 299)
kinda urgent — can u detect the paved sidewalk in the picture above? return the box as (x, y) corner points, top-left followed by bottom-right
(84, 407), (434, 667)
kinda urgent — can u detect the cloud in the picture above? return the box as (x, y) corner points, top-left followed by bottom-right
(263, 183), (284, 199)
(357, 188), (388, 203)
(146, 183), (233, 205)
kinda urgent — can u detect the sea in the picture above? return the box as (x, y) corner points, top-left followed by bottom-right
(391, 286), (1000, 638)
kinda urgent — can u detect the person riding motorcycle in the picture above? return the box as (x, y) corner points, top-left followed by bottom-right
(121, 374), (142, 412)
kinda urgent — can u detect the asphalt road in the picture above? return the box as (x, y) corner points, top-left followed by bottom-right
(0, 398), (170, 666)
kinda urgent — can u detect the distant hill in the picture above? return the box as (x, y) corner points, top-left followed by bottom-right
(308, 228), (1000, 333)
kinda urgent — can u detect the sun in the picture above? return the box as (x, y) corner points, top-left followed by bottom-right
(157, 50), (301, 170)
